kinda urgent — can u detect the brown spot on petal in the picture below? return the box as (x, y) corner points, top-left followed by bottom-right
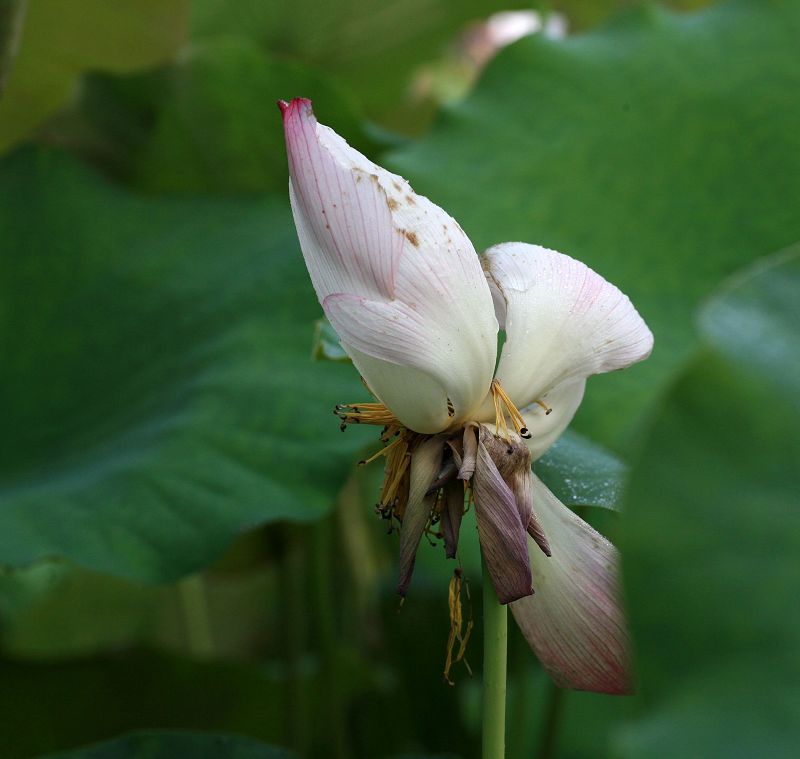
(405, 230), (420, 247)
(406, 195), (416, 205)
(387, 197), (399, 211)
(392, 181), (402, 192)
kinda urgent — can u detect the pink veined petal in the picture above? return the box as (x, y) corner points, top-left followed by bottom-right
(484, 242), (653, 412)
(282, 98), (497, 430)
(510, 474), (632, 694)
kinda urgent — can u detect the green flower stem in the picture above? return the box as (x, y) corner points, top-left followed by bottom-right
(482, 556), (508, 759)
(177, 574), (214, 657)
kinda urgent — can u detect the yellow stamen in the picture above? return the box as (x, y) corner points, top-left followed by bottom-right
(444, 568), (474, 685)
(335, 401), (399, 428)
(357, 434), (404, 466)
(535, 399), (553, 415)
(489, 379), (531, 439)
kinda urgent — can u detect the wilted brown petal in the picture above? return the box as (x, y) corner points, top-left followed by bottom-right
(472, 427), (533, 604)
(441, 480), (465, 559)
(397, 436), (444, 597)
(457, 423), (479, 480)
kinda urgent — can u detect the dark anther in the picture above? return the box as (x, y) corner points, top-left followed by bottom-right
(545, 408), (552, 416)
(520, 427), (531, 439)
(357, 459), (366, 466)
(340, 422), (348, 431)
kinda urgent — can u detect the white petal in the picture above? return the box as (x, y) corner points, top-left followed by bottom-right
(510, 475), (631, 694)
(282, 99), (497, 429)
(343, 343), (451, 433)
(521, 378), (586, 461)
(484, 242), (653, 411)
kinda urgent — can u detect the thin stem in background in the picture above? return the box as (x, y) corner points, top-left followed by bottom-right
(312, 514), (349, 759)
(537, 681), (564, 759)
(482, 556), (508, 759)
(281, 525), (310, 757)
(177, 573), (215, 658)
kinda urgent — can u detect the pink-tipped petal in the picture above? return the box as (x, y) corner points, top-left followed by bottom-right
(484, 243), (653, 414)
(283, 99), (497, 431)
(510, 475), (632, 694)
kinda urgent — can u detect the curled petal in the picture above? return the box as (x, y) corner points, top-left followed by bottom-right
(457, 423), (479, 480)
(397, 436), (444, 597)
(473, 428), (533, 604)
(510, 475), (631, 694)
(282, 98), (497, 431)
(484, 242), (653, 412)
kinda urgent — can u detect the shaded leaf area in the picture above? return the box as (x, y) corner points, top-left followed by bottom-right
(618, 249), (800, 757)
(191, 0), (535, 131)
(0, 0), (187, 153)
(68, 38), (374, 195)
(0, 583), (482, 759)
(0, 148), (372, 581)
(389, 0), (800, 449)
(0, 0), (27, 96)
(44, 731), (292, 759)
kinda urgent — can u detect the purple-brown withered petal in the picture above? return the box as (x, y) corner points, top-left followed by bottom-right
(397, 436), (444, 597)
(457, 423), (479, 480)
(510, 474), (632, 694)
(472, 428), (533, 604)
(508, 464), (551, 557)
(441, 481), (465, 559)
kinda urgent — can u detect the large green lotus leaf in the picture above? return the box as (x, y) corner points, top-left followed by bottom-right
(617, 249), (800, 757)
(388, 0), (800, 449)
(192, 0), (534, 129)
(0, 0), (187, 153)
(128, 38), (372, 194)
(44, 732), (292, 759)
(0, 148), (370, 581)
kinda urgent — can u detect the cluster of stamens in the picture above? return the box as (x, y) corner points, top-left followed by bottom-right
(335, 403), (417, 524)
(490, 379), (532, 439)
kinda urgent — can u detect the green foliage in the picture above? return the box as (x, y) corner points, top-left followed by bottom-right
(0, 149), (370, 581)
(44, 732), (292, 759)
(130, 38), (371, 194)
(0, 0), (188, 152)
(619, 249), (800, 757)
(1, 0), (799, 757)
(191, 0), (533, 129)
(388, 0), (800, 449)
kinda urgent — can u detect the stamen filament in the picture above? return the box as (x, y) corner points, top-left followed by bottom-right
(490, 379), (531, 439)
(335, 401), (399, 427)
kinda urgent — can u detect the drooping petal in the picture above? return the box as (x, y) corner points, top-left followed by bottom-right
(457, 423), (479, 480)
(441, 480), (465, 559)
(472, 428), (533, 604)
(484, 242), (653, 414)
(520, 378), (586, 461)
(282, 98), (498, 432)
(510, 475), (631, 694)
(397, 436), (444, 597)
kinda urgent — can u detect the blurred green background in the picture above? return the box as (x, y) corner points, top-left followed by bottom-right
(1, 0), (798, 757)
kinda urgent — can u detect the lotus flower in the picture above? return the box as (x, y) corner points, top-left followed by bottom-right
(280, 98), (653, 695)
